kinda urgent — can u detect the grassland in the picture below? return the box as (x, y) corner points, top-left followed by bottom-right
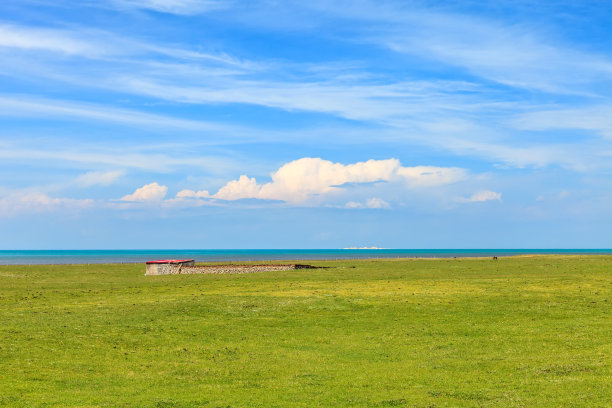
(0, 256), (610, 407)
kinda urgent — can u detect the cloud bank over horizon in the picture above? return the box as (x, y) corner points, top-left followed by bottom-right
(0, 157), (481, 216)
(120, 157), (469, 207)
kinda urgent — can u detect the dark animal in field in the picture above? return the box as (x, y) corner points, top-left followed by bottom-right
(493, 256), (498, 260)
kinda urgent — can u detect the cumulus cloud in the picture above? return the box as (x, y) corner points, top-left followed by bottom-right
(0, 192), (93, 216)
(215, 175), (261, 201)
(345, 197), (390, 209)
(75, 170), (123, 187)
(460, 190), (502, 203)
(214, 158), (465, 203)
(120, 182), (167, 202)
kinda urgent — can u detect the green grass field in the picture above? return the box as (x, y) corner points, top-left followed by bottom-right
(1, 256), (610, 407)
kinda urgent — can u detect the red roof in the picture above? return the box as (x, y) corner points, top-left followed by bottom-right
(146, 259), (194, 264)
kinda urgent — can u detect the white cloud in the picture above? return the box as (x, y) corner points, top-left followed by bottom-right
(365, 197), (390, 208)
(0, 24), (104, 57)
(460, 190), (502, 203)
(345, 201), (362, 209)
(214, 157), (466, 203)
(215, 175), (261, 201)
(345, 197), (390, 209)
(0, 192), (93, 217)
(75, 170), (124, 187)
(175, 189), (211, 198)
(120, 182), (168, 201)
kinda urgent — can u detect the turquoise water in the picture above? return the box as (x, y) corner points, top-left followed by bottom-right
(0, 249), (611, 265)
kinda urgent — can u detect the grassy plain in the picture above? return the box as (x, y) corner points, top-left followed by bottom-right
(0, 256), (610, 407)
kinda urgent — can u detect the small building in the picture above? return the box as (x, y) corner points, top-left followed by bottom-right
(145, 259), (195, 275)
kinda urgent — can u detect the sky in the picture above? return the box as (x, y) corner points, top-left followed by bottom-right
(1, 0), (612, 249)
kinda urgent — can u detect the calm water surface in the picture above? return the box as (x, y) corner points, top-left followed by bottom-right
(1, 249), (611, 265)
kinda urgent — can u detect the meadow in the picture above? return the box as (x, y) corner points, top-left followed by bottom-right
(0, 256), (610, 407)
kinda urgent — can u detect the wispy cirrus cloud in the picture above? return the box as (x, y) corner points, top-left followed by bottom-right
(377, 17), (612, 94)
(2, 6), (611, 175)
(0, 24), (109, 57)
(110, 0), (229, 15)
(2, 18), (610, 174)
(0, 144), (241, 173)
(0, 95), (232, 131)
(0, 22), (484, 125)
(0, 23), (253, 67)
(117, 77), (482, 123)
(292, 2), (612, 94)
(511, 105), (612, 138)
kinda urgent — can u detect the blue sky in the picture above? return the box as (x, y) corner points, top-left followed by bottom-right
(1, 0), (611, 249)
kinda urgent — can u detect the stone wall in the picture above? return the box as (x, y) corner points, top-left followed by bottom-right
(146, 263), (318, 275)
(181, 264), (296, 274)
